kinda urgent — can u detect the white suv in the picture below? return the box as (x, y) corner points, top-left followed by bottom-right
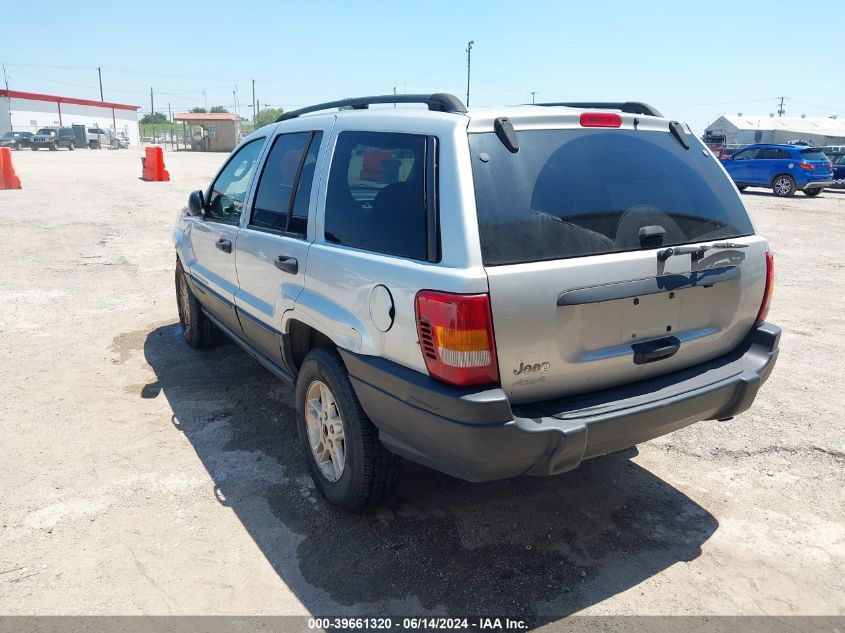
(173, 94), (779, 511)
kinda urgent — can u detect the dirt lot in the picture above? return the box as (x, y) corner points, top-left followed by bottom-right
(0, 148), (842, 622)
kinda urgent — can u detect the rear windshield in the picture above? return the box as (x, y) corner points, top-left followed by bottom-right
(799, 149), (828, 161)
(469, 129), (755, 266)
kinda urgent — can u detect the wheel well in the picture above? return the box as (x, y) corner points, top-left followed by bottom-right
(771, 173), (794, 186)
(287, 320), (335, 373)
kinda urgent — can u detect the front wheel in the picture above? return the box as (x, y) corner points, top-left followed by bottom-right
(48, 143), (57, 151)
(175, 259), (220, 348)
(802, 188), (822, 197)
(772, 175), (795, 197)
(296, 348), (399, 512)
(31, 146), (38, 151)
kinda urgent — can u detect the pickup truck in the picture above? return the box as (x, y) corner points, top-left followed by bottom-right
(87, 127), (114, 149)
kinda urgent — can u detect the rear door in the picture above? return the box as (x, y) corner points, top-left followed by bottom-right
(184, 136), (266, 334)
(234, 130), (324, 367)
(751, 147), (788, 185)
(469, 123), (767, 404)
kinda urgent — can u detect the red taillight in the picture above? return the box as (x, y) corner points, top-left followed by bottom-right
(828, 162), (834, 172)
(799, 161), (815, 171)
(415, 291), (499, 387)
(579, 112), (622, 128)
(755, 251), (774, 326)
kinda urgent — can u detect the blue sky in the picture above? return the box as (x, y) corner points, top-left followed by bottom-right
(2, 0), (842, 133)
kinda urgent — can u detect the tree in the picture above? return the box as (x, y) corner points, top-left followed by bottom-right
(210, 106), (229, 113)
(140, 112), (168, 124)
(255, 107), (285, 128)
(190, 107), (207, 113)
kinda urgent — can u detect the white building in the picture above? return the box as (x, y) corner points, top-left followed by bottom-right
(704, 114), (845, 148)
(1, 89), (141, 144)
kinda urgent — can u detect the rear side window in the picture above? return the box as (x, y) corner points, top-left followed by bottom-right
(470, 129), (755, 266)
(250, 131), (322, 235)
(800, 149), (828, 161)
(757, 148), (790, 159)
(324, 131), (436, 261)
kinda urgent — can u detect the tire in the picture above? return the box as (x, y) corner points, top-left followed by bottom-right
(31, 146), (38, 151)
(802, 188), (822, 197)
(89, 141), (97, 149)
(175, 259), (220, 349)
(14, 142), (20, 151)
(737, 185), (747, 191)
(296, 347), (399, 512)
(48, 143), (57, 151)
(772, 174), (795, 197)
(68, 142), (74, 151)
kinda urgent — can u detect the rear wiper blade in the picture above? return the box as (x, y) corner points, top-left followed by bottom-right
(658, 241), (748, 262)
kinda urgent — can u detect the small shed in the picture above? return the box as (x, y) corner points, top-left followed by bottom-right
(173, 112), (241, 152)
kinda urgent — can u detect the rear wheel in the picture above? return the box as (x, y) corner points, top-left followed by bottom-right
(736, 185), (747, 191)
(772, 175), (795, 197)
(175, 259), (220, 348)
(802, 188), (822, 197)
(31, 146), (38, 151)
(296, 347), (399, 512)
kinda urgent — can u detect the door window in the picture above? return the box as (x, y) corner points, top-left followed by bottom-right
(324, 131), (436, 261)
(732, 148), (759, 160)
(206, 138), (265, 223)
(250, 131), (322, 236)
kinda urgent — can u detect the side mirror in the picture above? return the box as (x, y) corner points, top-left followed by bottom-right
(188, 190), (206, 217)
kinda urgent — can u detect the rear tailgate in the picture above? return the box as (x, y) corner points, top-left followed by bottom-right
(468, 118), (766, 404)
(799, 148), (833, 179)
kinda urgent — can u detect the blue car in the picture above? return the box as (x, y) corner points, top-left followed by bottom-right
(720, 144), (833, 197)
(826, 153), (845, 189)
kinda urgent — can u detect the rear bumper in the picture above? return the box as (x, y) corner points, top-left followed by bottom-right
(342, 323), (780, 482)
(801, 180), (833, 190)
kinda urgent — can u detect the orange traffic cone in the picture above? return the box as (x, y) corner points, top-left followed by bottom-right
(0, 147), (22, 190)
(141, 146), (170, 182)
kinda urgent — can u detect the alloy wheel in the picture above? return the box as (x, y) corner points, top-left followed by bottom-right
(773, 177), (792, 196)
(305, 380), (346, 482)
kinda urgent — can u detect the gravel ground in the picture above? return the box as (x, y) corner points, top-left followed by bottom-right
(0, 148), (842, 622)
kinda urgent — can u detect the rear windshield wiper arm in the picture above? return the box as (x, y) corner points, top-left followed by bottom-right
(658, 241), (748, 262)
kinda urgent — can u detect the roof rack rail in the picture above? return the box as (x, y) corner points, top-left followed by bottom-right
(276, 93), (467, 122)
(536, 101), (663, 117)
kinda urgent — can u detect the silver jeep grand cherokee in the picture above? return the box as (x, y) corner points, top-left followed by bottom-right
(173, 94), (779, 511)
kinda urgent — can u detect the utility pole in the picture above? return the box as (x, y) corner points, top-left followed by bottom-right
(252, 79), (256, 129)
(777, 96), (785, 117)
(465, 40), (474, 107)
(97, 66), (104, 101)
(168, 103), (171, 123)
(529, 91), (538, 104)
(150, 87), (155, 144)
(2, 63), (11, 132)
(234, 84), (240, 118)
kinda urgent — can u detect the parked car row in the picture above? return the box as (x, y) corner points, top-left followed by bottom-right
(1, 127), (131, 151)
